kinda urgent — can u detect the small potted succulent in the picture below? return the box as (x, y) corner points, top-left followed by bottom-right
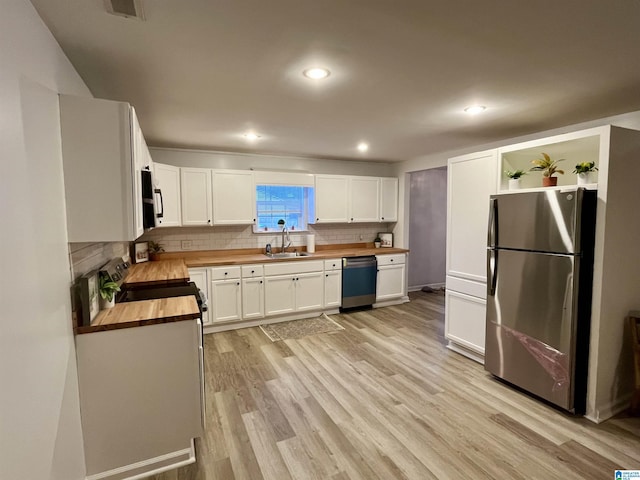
(148, 240), (164, 261)
(573, 161), (598, 185)
(530, 153), (565, 187)
(505, 170), (527, 190)
(99, 274), (120, 310)
(374, 235), (382, 248)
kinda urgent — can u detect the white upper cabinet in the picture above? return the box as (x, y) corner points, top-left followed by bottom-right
(314, 175), (349, 223)
(154, 163), (182, 227)
(212, 170), (256, 225)
(60, 95), (151, 242)
(349, 177), (380, 222)
(379, 177), (398, 222)
(446, 150), (498, 283)
(181, 168), (212, 226)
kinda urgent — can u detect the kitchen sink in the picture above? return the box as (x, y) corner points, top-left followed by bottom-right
(264, 252), (313, 259)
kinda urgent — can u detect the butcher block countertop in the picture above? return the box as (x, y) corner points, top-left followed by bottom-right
(156, 243), (409, 268)
(76, 296), (200, 334)
(124, 259), (190, 287)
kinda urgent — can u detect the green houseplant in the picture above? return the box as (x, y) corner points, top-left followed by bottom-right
(573, 161), (598, 185)
(99, 274), (120, 309)
(505, 170), (527, 190)
(374, 235), (382, 248)
(530, 153), (565, 187)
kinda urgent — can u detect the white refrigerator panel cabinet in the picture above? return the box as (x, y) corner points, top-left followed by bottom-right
(447, 150), (498, 282)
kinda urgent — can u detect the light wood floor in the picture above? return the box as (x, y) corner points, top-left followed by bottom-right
(150, 291), (640, 480)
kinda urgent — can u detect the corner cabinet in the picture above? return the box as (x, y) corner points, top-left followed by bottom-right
(445, 149), (498, 361)
(379, 177), (398, 222)
(188, 267), (211, 326)
(60, 95), (151, 242)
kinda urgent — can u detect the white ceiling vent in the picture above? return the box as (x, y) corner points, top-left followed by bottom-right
(104, 0), (145, 20)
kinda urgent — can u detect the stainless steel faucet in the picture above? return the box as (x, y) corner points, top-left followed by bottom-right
(281, 224), (291, 253)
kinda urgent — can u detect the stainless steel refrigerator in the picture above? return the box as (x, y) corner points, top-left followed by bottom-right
(484, 188), (597, 413)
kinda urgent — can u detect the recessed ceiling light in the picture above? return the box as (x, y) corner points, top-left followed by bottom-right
(464, 105), (486, 115)
(303, 68), (331, 80)
(357, 142), (369, 152)
(243, 132), (261, 141)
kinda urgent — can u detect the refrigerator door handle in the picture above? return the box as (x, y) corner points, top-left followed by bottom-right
(488, 249), (498, 296)
(488, 197), (498, 248)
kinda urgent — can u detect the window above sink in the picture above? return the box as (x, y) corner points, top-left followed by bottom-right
(253, 184), (314, 233)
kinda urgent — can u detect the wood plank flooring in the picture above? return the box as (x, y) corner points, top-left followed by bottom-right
(149, 291), (640, 480)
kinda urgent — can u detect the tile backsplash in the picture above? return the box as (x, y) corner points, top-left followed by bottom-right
(138, 223), (392, 252)
(69, 242), (129, 280)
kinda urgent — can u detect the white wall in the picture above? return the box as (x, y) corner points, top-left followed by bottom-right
(0, 1), (91, 479)
(392, 110), (640, 248)
(150, 147), (396, 177)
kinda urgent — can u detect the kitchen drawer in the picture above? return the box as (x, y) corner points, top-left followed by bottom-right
(324, 259), (341, 271)
(446, 275), (486, 299)
(264, 260), (324, 277)
(210, 266), (241, 280)
(376, 254), (406, 266)
(241, 264), (264, 278)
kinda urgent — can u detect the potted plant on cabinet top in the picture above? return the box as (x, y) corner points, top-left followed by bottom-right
(99, 274), (120, 310)
(374, 236), (382, 248)
(505, 170), (527, 190)
(530, 152), (565, 187)
(573, 161), (598, 185)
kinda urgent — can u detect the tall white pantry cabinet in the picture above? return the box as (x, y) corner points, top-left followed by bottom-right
(445, 150), (498, 362)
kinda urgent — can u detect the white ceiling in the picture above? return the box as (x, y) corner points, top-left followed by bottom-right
(31, 0), (640, 162)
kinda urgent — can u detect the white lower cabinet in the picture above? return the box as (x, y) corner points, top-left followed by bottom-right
(376, 254), (406, 302)
(210, 266), (242, 323)
(295, 272), (324, 311)
(264, 275), (296, 316)
(75, 321), (203, 479)
(188, 267), (210, 326)
(324, 270), (342, 308)
(444, 289), (486, 360)
(242, 277), (265, 319)
(264, 261), (324, 316)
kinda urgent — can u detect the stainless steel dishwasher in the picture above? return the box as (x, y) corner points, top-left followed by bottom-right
(341, 256), (377, 309)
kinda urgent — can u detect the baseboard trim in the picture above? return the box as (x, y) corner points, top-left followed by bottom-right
(446, 341), (485, 365)
(585, 392), (633, 424)
(203, 297), (410, 334)
(86, 439), (195, 480)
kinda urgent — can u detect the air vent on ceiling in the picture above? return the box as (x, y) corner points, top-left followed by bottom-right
(104, 0), (145, 20)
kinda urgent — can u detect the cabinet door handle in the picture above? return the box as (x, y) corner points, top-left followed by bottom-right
(207, 219), (211, 224)
(390, 259), (394, 262)
(260, 280), (263, 284)
(236, 282), (240, 286)
(326, 274), (329, 277)
(350, 217), (354, 221)
(251, 270), (255, 274)
(224, 272), (228, 276)
(316, 218), (319, 221)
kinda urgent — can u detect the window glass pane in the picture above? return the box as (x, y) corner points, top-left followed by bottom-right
(255, 185), (313, 232)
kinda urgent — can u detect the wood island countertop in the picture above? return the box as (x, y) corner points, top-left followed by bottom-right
(76, 296), (200, 334)
(124, 259), (190, 287)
